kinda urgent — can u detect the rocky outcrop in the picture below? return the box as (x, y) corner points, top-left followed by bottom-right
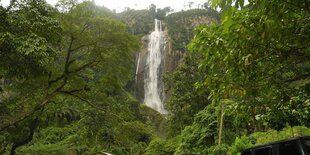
(134, 9), (220, 107)
(163, 33), (185, 73)
(135, 29), (184, 104)
(135, 35), (149, 102)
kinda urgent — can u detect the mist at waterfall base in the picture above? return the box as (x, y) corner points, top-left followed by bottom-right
(143, 19), (167, 114)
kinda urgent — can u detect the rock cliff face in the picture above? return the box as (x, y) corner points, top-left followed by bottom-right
(134, 29), (184, 105)
(135, 35), (148, 102)
(163, 37), (185, 73)
(134, 10), (219, 111)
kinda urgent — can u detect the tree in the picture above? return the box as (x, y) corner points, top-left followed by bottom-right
(165, 9), (220, 51)
(118, 9), (154, 35)
(0, 1), (140, 154)
(0, 0), (62, 154)
(165, 52), (210, 136)
(1, 0), (138, 131)
(188, 1), (194, 9)
(0, 0), (61, 78)
(188, 0), (310, 146)
(149, 4), (156, 13)
(203, 2), (211, 9)
(163, 6), (173, 14)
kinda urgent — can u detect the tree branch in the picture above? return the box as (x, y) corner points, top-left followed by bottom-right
(70, 41), (99, 52)
(48, 60), (97, 90)
(10, 118), (39, 155)
(0, 93), (56, 132)
(65, 36), (74, 73)
(68, 61), (98, 74)
(58, 88), (85, 94)
(48, 74), (65, 87)
(80, 23), (89, 34)
(59, 91), (124, 121)
(48, 36), (75, 88)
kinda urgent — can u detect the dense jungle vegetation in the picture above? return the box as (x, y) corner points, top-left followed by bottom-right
(0, 0), (309, 155)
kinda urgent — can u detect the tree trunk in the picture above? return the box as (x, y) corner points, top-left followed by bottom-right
(218, 101), (225, 145)
(252, 107), (257, 132)
(10, 118), (38, 155)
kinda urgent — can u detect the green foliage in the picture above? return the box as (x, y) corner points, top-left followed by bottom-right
(165, 1), (309, 154)
(174, 100), (242, 154)
(18, 124), (80, 154)
(139, 104), (168, 138)
(165, 8), (220, 51)
(175, 104), (218, 154)
(251, 126), (310, 146)
(229, 126), (310, 154)
(266, 93), (310, 130)
(13, 93), (155, 155)
(0, 1), (145, 154)
(117, 5), (173, 35)
(145, 137), (169, 155)
(0, 0), (61, 78)
(189, 0), (310, 132)
(207, 144), (229, 155)
(117, 9), (154, 35)
(121, 121), (153, 144)
(165, 52), (210, 136)
(1, 0), (310, 154)
(144, 136), (179, 155)
(229, 136), (254, 155)
(155, 7), (173, 20)
(175, 126), (310, 155)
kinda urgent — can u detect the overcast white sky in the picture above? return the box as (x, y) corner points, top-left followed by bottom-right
(0, 0), (208, 13)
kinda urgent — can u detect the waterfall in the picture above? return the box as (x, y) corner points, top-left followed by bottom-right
(135, 53), (140, 81)
(144, 19), (167, 114)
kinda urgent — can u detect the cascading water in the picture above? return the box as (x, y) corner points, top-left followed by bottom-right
(135, 53), (141, 81)
(144, 19), (167, 114)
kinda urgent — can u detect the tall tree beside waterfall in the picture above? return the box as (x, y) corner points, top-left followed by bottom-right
(174, 0), (310, 153)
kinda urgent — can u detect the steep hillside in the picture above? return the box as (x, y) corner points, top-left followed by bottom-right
(165, 9), (220, 51)
(164, 9), (220, 72)
(117, 9), (155, 35)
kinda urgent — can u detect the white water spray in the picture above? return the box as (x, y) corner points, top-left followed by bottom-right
(135, 53), (140, 81)
(144, 19), (167, 114)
